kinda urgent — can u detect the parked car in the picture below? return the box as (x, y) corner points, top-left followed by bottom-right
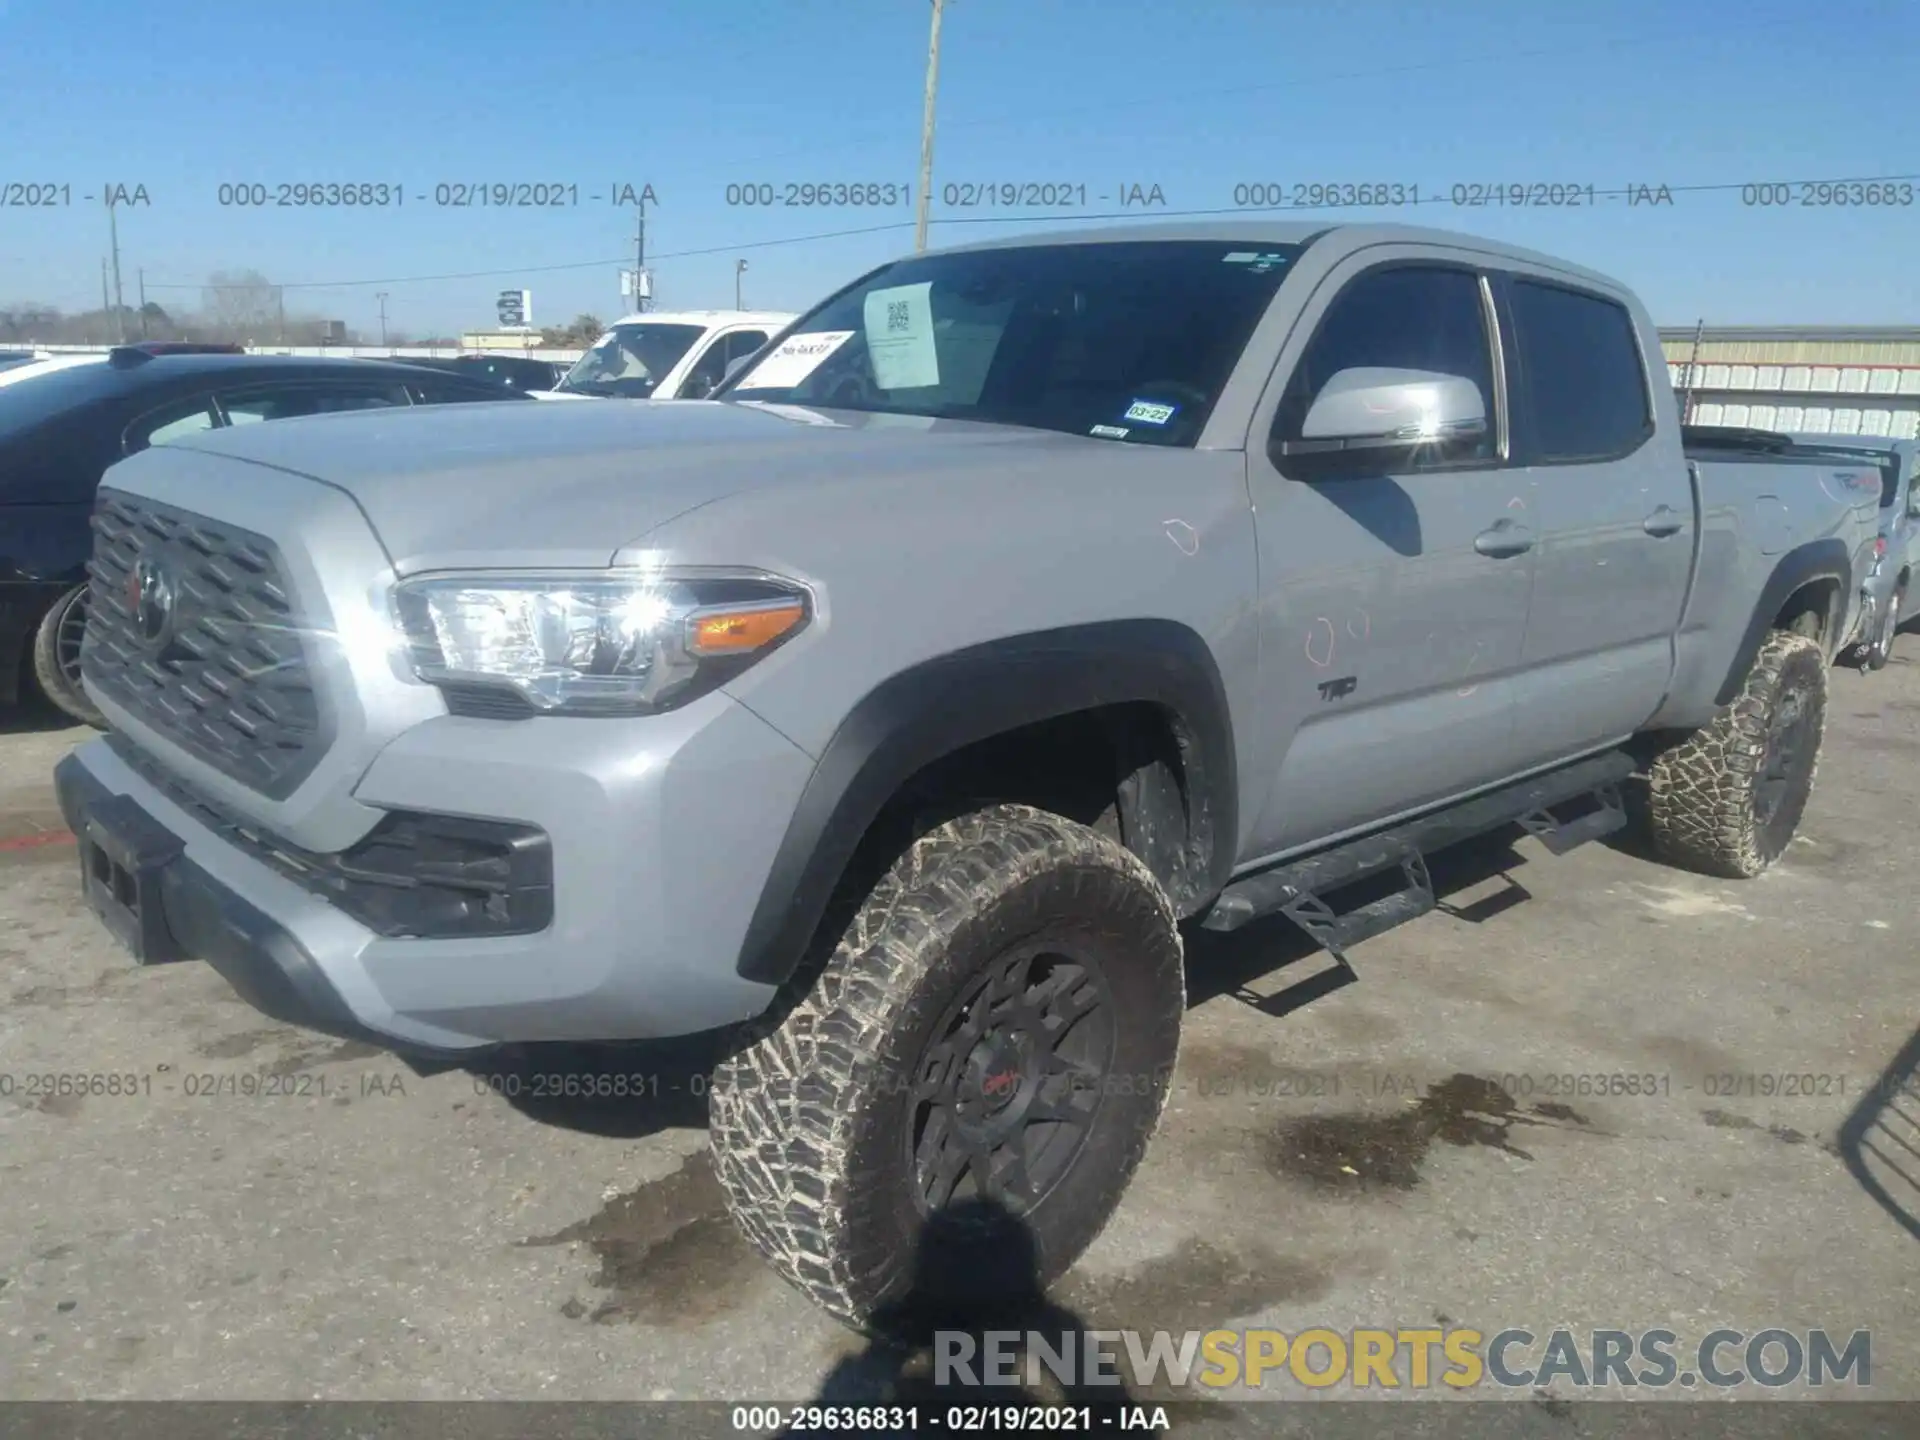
(545, 310), (795, 400)
(1, 348), (530, 725)
(56, 223), (1879, 1332)
(444, 354), (566, 392)
(1779, 432), (1919, 669)
(0, 353), (107, 388)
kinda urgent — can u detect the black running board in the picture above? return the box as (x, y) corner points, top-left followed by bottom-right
(1201, 750), (1635, 961)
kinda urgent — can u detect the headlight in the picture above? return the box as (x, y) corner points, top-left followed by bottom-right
(391, 568), (811, 716)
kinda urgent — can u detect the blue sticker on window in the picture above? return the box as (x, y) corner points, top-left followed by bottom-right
(1124, 400), (1177, 425)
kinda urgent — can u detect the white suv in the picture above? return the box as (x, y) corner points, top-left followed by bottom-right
(543, 310), (795, 401)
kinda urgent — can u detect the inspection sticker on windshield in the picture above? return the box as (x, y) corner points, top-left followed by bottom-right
(863, 282), (939, 389)
(737, 331), (854, 389)
(1090, 424), (1130, 439)
(1124, 400), (1178, 425)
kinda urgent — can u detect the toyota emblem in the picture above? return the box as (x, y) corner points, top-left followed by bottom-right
(128, 554), (177, 650)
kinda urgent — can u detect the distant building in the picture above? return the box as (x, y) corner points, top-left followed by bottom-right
(459, 329), (543, 351)
(1661, 325), (1920, 439)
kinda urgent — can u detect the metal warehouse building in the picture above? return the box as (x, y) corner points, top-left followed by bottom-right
(1660, 326), (1920, 439)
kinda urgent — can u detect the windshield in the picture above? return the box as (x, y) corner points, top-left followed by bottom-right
(719, 241), (1301, 445)
(556, 323), (707, 397)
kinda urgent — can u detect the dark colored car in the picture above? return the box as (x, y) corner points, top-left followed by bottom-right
(369, 355), (562, 391)
(445, 354), (566, 392)
(0, 348), (530, 725)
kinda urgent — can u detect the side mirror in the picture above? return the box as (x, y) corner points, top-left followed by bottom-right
(1907, 495), (1920, 520)
(1278, 367), (1488, 470)
(723, 354), (754, 382)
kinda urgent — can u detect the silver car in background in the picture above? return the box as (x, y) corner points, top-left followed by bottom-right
(1790, 433), (1920, 669)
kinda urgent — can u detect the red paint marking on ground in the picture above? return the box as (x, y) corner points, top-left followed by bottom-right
(0, 829), (76, 852)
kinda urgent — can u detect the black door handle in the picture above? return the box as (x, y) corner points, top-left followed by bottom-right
(1643, 505), (1686, 538)
(1474, 519), (1534, 557)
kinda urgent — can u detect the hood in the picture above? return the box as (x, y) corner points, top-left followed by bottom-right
(145, 398), (1106, 573)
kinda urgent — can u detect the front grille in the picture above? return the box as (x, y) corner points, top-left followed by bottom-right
(85, 490), (330, 799)
(106, 734), (554, 939)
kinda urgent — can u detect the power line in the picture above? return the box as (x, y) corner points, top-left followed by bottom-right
(134, 171), (1920, 296)
(696, 15), (1829, 174)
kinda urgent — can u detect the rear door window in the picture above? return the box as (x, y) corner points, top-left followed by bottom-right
(218, 381), (412, 424)
(1506, 279), (1653, 463)
(124, 396), (219, 452)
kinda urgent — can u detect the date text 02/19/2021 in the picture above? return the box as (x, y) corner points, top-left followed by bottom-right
(729, 1406), (1171, 1433)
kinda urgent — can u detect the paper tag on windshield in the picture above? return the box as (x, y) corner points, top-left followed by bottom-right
(863, 282), (939, 389)
(738, 331), (855, 389)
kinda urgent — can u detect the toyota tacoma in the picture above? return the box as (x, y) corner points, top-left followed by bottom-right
(56, 222), (1880, 1328)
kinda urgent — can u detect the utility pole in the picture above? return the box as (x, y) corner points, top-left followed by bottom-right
(913, 0), (947, 253)
(137, 268), (149, 338)
(634, 196), (648, 313)
(276, 286), (287, 345)
(735, 259), (747, 310)
(100, 259), (111, 341)
(377, 292), (390, 347)
(1680, 317), (1705, 425)
(107, 196), (127, 341)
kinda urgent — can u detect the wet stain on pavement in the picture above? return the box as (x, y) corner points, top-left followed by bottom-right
(1267, 1074), (1591, 1191)
(195, 1029), (290, 1060)
(263, 1038), (385, 1076)
(9, 968), (138, 1010)
(1701, 1109), (1808, 1145)
(1786, 834), (1866, 872)
(30, 1092), (84, 1119)
(1058, 1237), (1333, 1338)
(1531, 1101), (1589, 1125)
(520, 1152), (764, 1325)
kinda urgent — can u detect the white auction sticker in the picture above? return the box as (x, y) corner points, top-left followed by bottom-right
(863, 282), (939, 389)
(736, 331), (855, 389)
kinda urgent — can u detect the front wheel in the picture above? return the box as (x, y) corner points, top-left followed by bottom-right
(707, 803), (1185, 1331)
(30, 584), (105, 728)
(1646, 629), (1826, 878)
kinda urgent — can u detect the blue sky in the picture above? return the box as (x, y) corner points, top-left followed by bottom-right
(2, 0), (1915, 336)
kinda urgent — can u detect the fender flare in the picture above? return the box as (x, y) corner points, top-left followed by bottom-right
(734, 619), (1238, 986)
(1714, 537), (1852, 706)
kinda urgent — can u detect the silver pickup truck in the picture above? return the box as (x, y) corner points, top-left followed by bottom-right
(55, 222), (1879, 1328)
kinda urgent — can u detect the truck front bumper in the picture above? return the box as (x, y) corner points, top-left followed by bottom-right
(56, 752), (486, 1067)
(54, 693), (814, 1058)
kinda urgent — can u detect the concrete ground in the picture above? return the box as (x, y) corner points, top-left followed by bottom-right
(1, 655), (1917, 1417)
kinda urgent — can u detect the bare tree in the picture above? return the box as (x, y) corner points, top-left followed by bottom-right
(200, 269), (282, 340)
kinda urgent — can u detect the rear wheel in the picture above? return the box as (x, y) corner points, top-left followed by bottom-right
(1865, 585), (1905, 671)
(1646, 629), (1826, 878)
(30, 584), (104, 728)
(707, 803), (1184, 1330)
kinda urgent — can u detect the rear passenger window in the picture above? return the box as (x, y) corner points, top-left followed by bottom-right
(1273, 265), (1496, 468)
(1508, 280), (1651, 462)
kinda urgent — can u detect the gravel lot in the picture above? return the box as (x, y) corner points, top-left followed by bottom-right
(2, 655), (1917, 1415)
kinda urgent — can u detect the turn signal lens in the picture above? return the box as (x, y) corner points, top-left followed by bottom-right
(689, 599), (807, 655)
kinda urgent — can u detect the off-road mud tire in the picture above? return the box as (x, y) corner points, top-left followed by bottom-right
(1647, 629), (1826, 879)
(707, 803), (1185, 1331)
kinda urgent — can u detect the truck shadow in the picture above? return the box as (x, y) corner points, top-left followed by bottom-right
(1184, 827), (1534, 1013)
(778, 1194), (1142, 1432)
(1836, 1023), (1920, 1243)
(468, 1031), (721, 1139)
(0, 692), (85, 735)
(475, 830), (1538, 1141)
